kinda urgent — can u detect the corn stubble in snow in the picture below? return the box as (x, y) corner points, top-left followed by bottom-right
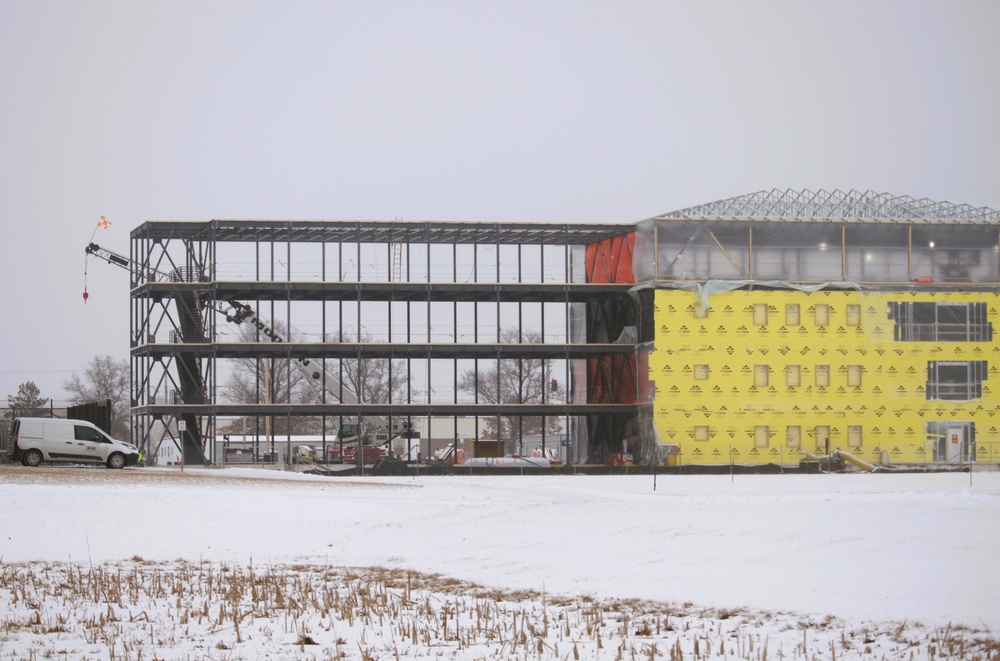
(1, 560), (997, 660)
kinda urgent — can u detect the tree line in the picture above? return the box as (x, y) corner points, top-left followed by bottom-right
(8, 329), (559, 451)
(222, 324), (561, 452)
(5, 355), (130, 440)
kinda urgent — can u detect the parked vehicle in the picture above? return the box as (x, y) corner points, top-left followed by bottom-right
(325, 441), (388, 465)
(9, 417), (139, 469)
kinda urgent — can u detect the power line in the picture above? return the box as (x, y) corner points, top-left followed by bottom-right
(0, 369), (81, 375)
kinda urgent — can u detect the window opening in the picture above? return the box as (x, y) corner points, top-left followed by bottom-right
(786, 425), (801, 448)
(753, 303), (768, 326)
(926, 361), (987, 401)
(785, 364), (801, 387)
(785, 303), (800, 326)
(814, 304), (829, 327)
(815, 425), (830, 452)
(888, 301), (992, 342)
(846, 304), (861, 327)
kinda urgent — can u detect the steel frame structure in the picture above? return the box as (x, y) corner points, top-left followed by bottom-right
(639, 190), (1000, 284)
(660, 188), (1000, 223)
(128, 220), (641, 465)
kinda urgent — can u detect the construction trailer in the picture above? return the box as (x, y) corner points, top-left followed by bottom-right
(124, 190), (1000, 468)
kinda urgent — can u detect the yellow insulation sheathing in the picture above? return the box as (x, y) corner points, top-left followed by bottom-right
(651, 289), (1000, 466)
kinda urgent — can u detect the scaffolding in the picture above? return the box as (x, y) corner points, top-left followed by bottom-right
(128, 220), (641, 465)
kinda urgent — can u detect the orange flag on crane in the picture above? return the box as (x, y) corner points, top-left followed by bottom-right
(97, 215), (111, 229)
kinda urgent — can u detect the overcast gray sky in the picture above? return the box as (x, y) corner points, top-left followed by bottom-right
(2, 1), (999, 400)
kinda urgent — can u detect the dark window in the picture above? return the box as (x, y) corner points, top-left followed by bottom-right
(74, 425), (109, 443)
(926, 361), (987, 401)
(889, 301), (991, 342)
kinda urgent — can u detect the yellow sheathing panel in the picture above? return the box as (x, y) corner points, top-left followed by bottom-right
(651, 289), (1000, 466)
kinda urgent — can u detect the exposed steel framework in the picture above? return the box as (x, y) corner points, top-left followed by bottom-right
(638, 190), (1000, 284)
(581, 233), (646, 457)
(128, 220), (641, 465)
(661, 189), (1000, 223)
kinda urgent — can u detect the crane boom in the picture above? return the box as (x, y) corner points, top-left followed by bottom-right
(224, 300), (361, 405)
(85, 242), (130, 268)
(85, 243), (362, 406)
(223, 303), (421, 458)
(85, 242), (173, 281)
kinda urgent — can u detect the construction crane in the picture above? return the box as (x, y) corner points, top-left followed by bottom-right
(224, 300), (360, 405)
(85, 241), (210, 464)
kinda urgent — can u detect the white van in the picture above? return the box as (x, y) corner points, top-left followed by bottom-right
(9, 417), (139, 469)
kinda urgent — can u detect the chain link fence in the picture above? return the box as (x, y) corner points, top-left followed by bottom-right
(0, 402), (77, 460)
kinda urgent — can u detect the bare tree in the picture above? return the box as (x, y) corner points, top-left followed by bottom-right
(324, 330), (412, 405)
(223, 321), (316, 435)
(6, 381), (50, 418)
(63, 355), (129, 439)
(221, 325), (416, 436)
(457, 328), (560, 451)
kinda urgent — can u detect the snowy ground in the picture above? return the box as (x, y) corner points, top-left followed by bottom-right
(1, 465), (998, 659)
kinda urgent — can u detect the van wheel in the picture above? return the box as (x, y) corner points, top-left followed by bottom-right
(22, 450), (43, 467)
(107, 453), (127, 469)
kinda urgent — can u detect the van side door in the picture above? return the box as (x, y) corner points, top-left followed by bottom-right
(42, 421), (80, 460)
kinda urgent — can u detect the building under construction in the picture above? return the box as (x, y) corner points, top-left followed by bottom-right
(126, 189), (1000, 468)
(126, 219), (639, 465)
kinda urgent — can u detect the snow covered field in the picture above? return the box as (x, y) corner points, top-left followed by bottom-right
(1, 466), (998, 659)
